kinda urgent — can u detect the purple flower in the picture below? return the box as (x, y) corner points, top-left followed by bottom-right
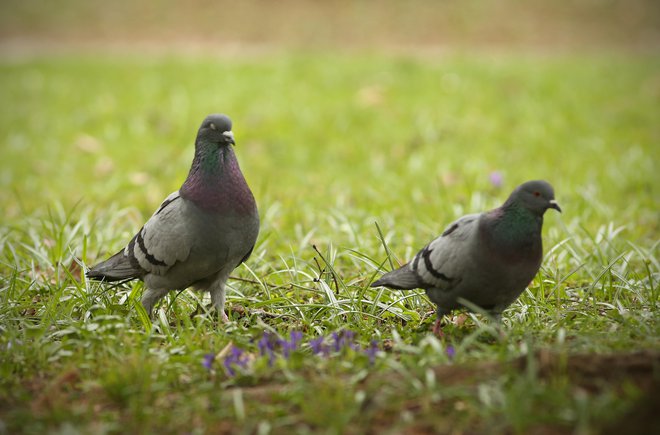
(258, 332), (277, 366)
(281, 330), (304, 358)
(343, 330), (356, 346)
(446, 345), (455, 360)
(257, 333), (275, 354)
(364, 340), (379, 365)
(290, 330), (303, 347)
(202, 353), (215, 371)
(224, 346), (249, 377)
(332, 329), (359, 352)
(311, 330), (364, 357)
(309, 336), (326, 355)
(331, 331), (341, 352)
(489, 171), (503, 188)
(223, 358), (236, 377)
(329, 332), (336, 350)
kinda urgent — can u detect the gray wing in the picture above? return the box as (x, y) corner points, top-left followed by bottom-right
(407, 213), (480, 290)
(125, 191), (193, 276)
(372, 213), (480, 291)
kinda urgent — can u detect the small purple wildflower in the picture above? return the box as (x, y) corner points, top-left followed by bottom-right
(258, 332), (277, 366)
(489, 171), (503, 188)
(343, 330), (357, 349)
(202, 353), (215, 371)
(446, 345), (456, 360)
(290, 330), (303, 347)
(221, 330), (383, 376)
(364, 340), (379, 365)
(281, 330), (304, 358)
(332, 329), (359, 352)
(331, 331), (341, 352)
(309, 336), (326, 355)
(223, 359), (236, 376)
(224, 346), (250, 377)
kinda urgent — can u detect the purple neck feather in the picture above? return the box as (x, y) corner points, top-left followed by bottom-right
(180, 141), (256, 214)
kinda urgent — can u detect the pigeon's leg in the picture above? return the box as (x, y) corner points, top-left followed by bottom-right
(142, 287), (169, 318)
(432, 308), (450, 338)
(487, 311), (506, 340)
(432, 319), (445, 338)
(208, 275), (230, 323)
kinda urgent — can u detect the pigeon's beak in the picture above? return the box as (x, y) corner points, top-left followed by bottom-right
(548, 199), (562, 212)
(222, 131), (235, 146)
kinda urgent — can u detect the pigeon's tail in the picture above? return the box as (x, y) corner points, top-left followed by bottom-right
(86, 250), (143, 282)
(371, 264), (423, 290)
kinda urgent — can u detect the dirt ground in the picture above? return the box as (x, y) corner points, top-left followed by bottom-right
(18, 349), (658, 433)
(228, 350), (660, 434)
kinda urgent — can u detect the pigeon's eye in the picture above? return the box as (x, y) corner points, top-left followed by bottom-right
(533, 191), (541, 197)
(210, 123), (217, 130)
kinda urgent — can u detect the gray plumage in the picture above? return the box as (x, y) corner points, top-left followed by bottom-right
(87, 114), (259, 321)
(372, 180), (560, 332)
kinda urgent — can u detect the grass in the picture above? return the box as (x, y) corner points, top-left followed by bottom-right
(0, 52), (658, 433)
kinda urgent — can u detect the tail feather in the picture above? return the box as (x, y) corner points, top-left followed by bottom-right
(86, 250), (143, 282)
(371, 264), (423, 290)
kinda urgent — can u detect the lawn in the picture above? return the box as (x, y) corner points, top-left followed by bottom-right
(0, 52), (658, 433)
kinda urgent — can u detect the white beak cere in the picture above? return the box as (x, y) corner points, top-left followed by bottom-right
(549, 199), (562, 212)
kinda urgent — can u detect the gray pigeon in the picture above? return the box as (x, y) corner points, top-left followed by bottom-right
(372, 180), (560, 334)
(87, 114), (259, 322)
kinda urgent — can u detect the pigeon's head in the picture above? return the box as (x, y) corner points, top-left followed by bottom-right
(513, 180), (561, 215)
(197, 114), (235, 146)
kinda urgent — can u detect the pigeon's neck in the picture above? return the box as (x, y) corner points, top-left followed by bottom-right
(179, 141), (255, 214)
(482, 201), (543, 259)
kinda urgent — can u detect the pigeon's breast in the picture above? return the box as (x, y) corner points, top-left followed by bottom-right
(189, 198), (257, 251)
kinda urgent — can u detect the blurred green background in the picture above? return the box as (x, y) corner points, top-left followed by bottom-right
(1, 0), (658, 233)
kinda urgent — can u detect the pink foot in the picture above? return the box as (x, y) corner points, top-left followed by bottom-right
(432, 319), (445, 338)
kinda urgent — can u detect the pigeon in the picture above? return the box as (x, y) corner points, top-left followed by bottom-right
(87, 114), (259, 322)
(371, 180), (561, 334)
